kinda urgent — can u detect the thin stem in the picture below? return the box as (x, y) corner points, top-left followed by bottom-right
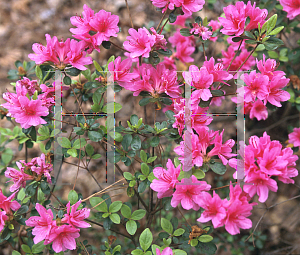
(226, 39), (243, 71)
(159, 18), (169, 34)
(156, 11), (168, 31)
(109, 40), (130, 53)
(233, 44), (258, 76)
(178, 207), (192, 227)
(202, 43), (206, 59)
(125, 0), (134, 29)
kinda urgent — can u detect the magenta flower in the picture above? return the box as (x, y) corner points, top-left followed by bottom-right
(150, 0), (176, 13)
(169, 29), (195, 48)
(150, 159), (181, 199)
(256, 55), (286, 80)
(208, 20), (221, 42)
(279, 0), (300, 19)
(173, 0), (205, 15)
(123, 28), (156, 59)
(289, 127), (300, 147)
(25, 203), (55, 244)
(61, 200), (91, 228)
(150, 27), (167, 51)
(203, 57), (233, 83)
(45, 225), (80, 253)
(244, 1), (268, 31)
(108, 56), (139, 89)
(16, 77), (39, 96)
(266, 76), (290, 107)
(156, 247), (174, 255)
(70, 4), (94, 35)
(174, 41), (195, 63)
(31, 153), (53, 184)
(249, 99), (268, 121)
(0, 190), (21, 214)
(0, 211), (8, 233)
(190, 24), (212, 40)
(5, 162), (34, 192)
(172, 14), (191, 27)
(171, 175), (211, 210)
(197, 191), (227, 228)
(243, 171), (278, 203)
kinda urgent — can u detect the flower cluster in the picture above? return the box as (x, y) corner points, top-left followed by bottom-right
(189, 23), (212, 40)
(229, 132), (298, 202)
(28, 34), (93, 70)
(25, 201), (90, 253)
(0, 189), (21, 232)
(70, 5), (119, 53)
(174, 129), (236, 171)
(234, 55), (290, 121)
(5, 153), (53, 192)
(219, 1), (268, 36)
(197, 184), (257, 235)
(279, 0), (300, 20)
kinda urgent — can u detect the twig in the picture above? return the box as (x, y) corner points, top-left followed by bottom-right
(125, 0), (134, 29)
(156, 11), (168, 31)
(109, 40), (130, 53)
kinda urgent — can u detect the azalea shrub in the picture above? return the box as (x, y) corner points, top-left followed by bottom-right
(0, 0), (300, 254)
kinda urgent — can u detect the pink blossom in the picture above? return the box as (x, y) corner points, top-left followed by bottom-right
(277, 147), (298, 184)
(0, 189), (21, 214)
(172, 14), (191, 27)
(266, 76), (290, 107)
(197, 191), (227, 228)
(243, 171), (278, 203)
(190, 24), (212, 40)
(150, 27), (167, 51)
(244, 1), (267, 31)
(123, 28), (156, 59)
(279, 0), (300, 19)
(70, 4), (94, 35)
(161, 57), (177, 70)
(0, 211), (8, 233)
(173, 0), (205, 15)
(175, 41), (195, 63)
(107, 56), (139, 89)
(150, 159), (181, 199)
(203, 57), (233, 83)
(31, 153), (53, 183)
(256, 55), (285, 80)
(28, 34), (93, 70)
(249, 99), (268, 121)
(128, 63), (181, 98)
(289, 127), (300, 147)
(25, 203), (55, 244)
(61, 200), (91, 228)
(5, 162), (34, 192)
(171, 175), (211, 210)
(45, 225), (80, 253)
(156, 247), (174, 255)
(150, 0), (175, 13)
(169, 29), (195, 48)
(17, 77), (39, 96)
(208, 20), (221, 42)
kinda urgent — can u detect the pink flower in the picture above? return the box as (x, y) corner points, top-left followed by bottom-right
(123, 28), (156, 58)
(45, 225), (80, 253)
(173, 0), (205, 15)
(0, 190), (21, 214)
(197, 191), (227, 228)
(0, 211), (8, 233)
(172, 14), (191, 27)
(243, 171), (278, 203)
(256, 55), (286, 80)
(150, 27), (167, 51)
(289, 127), (300, 147)
(203, 57), (233, 83)
(249, 99), (268, 121)
(150, 0), (175, 13)
(107, 57), (139, 89)
(128, 63), (181, 98)
(208, 20), (221, 42)
(175, 41), (195, 63)
(5, 162), (34, 192)
(70, 4), (94, 35)
(61, 200), (91, 228)
(25, 203), (55, 244)
(28, 34), (93, 70)
(169, 29), (195, 48)
(266, 76), (290, 107)
(161, 57), (177, 70)
(190, 24), (212, 40)
(244, 1), (267, 31)
(13, 96), (49, 129)
(279, 0), (300, 19)
(156, 247), (174, 255)
(171, 175), (211, 210)
(150, 159), (181, 199)
(183, 65), (214, 103)
(31, 153), (53, 183)
(17, 77), (39, 96)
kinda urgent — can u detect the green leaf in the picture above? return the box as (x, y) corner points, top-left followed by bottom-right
(90, 197), (108, 212)
(211, 90), (224, 96)
(267, 14), (277, 33)
(88, 131), (103, 142)
(173, 250), (187, 255)
(268, 51), (279, 59)
(190, 239), (198, 247)
(209, 161), (226, 175)
(141, 163), (149, 176)
(169, 12), (177, 23)
(198, 242), (217, 255)
(94, 60), (103, 73)
(147, 156), (157, 163)
(131, 209), (146, 220)
(68, 190), (78, 204)
(32, 241), (46, 253)
(109, 201), (122, 213)
(124, 172), (134, 180)
(139, 98), (150, 106)
(192, 168), (205, 179)
(122, 134), (132, 151)
(63, 75), (72, 85)
(198, 235), (213, 243)
(12, 251), (22, 255)
(139, 228), (153, 251)
(157, 49), (173, 56)
(140, 150), (147, 162)
(21, 244), (31, 253)
(131, 135), (141, 150)
(131, 249), (143, 255)
(150, 136), (160, 147)
(91, 153), (102, 159)
(35, 66), (43, 80)
(57, 137), (71, 148)
(67, 148), (77, 157)
(180, 28), (191, 37)
(2, 148), (13, 165)
(269, 26), (284, 35)
(102, 102), (122, 114)
(121, 204), (132, 218)
(130, 114), (139, 126)
(17, 189), (26, 201)
(126, 220), (137, 235)
(173, 228), (185, 236)
(38, 126), (49, 136)
(161, 218), (173, 234)
(86, 144), (94, 157)
(244, 31), (255, 39)
(110, 213), (120, 224)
